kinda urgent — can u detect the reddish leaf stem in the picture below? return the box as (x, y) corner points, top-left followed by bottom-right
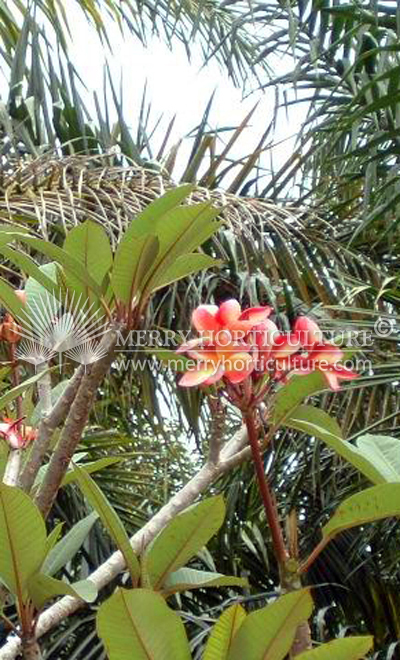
(244, 410), (288, 568)
(298, 536), (330, 574)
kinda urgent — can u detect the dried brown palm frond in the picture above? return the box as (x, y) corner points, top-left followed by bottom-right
(1, 152), (398, 437)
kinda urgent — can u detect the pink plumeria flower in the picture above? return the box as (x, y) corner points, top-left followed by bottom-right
(178, 299), (271, 387)
(0, 418), (36, 449)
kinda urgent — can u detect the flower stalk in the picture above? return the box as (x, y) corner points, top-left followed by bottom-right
(244, 409), (288, 568)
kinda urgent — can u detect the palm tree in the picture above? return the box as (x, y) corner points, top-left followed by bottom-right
(0, 1), (399, 658)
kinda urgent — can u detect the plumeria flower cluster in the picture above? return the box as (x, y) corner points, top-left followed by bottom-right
(177, 299), (357, 393)
(0, 417), (36, 449)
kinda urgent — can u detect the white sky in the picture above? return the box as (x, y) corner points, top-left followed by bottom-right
(69, 9), (308, 194)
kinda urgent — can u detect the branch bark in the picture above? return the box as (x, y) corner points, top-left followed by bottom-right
(19, 367), (84, 493)
(0, 425), (249, 660)
(34, 328), (119, 517)
(3, 450), (22, 486)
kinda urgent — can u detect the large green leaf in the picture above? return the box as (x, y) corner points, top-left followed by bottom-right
(110, 187), (193, 305)
(227, 589), (314, 660)
(355, 434), (400, 482)
(273, 373), (326, 427)
(24, 262), (60, 322)
(131, 185), (194, 236)
(297, 636), (373, 659)
(203, 603), (247, 660)
(150, 254), (221, 292)
(140, 203), (221, 300)
(42, 511), (99, 577)
(97, 588), (191, 660)
(323, 484), (400, 539)
(43, 522), (64, 561)
(111, 233), (159, 305)
(142, 495), (226, 590)
(0, 485), (47, 599)
(162, 567), (248, 596)
(63, 220), (113, 308)
(0, 369), (51, 416)
(0, 277), (24, 319)
(63, 220), (112, 286)
(284, 405), (388, 485)
(62, 457), (122, 486)
(27, 572), (97, 610)
(72, 465), (140, 583)
(17, 235), (104, 298)
(0, 249), (60, 300)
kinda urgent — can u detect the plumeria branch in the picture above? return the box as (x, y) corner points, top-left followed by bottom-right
(34, 326), (120, 518)
(18, 366), (84, 493)
(2, 449), (22, 487)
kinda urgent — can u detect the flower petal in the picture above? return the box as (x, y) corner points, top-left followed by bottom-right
(192, 305), (219, 332)
(176, 338), (209, 354)
(311, 343), (343, 365)
(252, 320), (279, 351)
(331, 364), (358, 380)
(321, 370), (340, 391)
(186, 350), (220, 364)
(203, 367), (225, 385)
(216, 299), (241, 327)
(273, 333), (301, 358)
(7, 431), (23, 449)
(179, 366), (219, 387)
(239, 306), (272, 323)
(223, 352), (254, 383)
(294, 316), (323, 346)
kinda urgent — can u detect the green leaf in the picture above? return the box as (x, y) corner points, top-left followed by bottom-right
(0, 369), (51, 416)
(63, 220), (113, 307)
(150, 254), (221, 291)
(162, 568), (248, 596)
(63, 220), (112, 286)
(284, 405), (388, 485)
(17, 235), (104, 298)
(204, 603), (247, 660)
(62, 457), (122, 486)
(297, 636), (373, 659)
(140, 203), (221, 300)
(72, 464), (140, 583)
(0, 277), (24, 319)
(42, 511), (99, 577)
(142, 495), (226, 590)
(273, 372), (326, 427)
(355, 434), (400, 482)
(43, 522), (64, 562)
(27, 572), (97, 610)
(0, 485), (47, 599)
(323, 484), (400, 539)
(0, 249), (60, 301)
(132, 185), (194, 236)
(228, 589), (314, 660)
(24, 262), (60, 320)
(97, 588), (191, 660)
(111, 233), (159, 305)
